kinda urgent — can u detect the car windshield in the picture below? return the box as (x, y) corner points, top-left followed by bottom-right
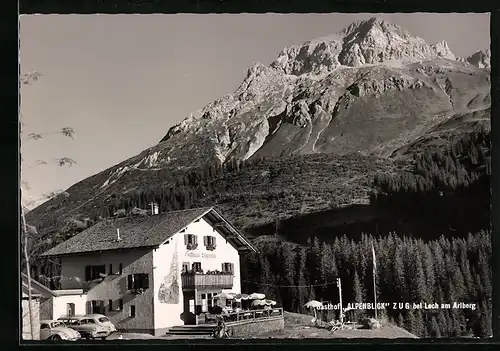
(64, 319), (80, 325)
(51, 321), (65, 328)
(98, 317), (110, 323)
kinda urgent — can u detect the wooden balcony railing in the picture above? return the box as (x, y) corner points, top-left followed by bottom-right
(181, 272), (234, 289)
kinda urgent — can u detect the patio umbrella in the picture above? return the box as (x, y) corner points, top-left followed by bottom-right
(214, 292), (236, 299)
(251, 299), (267, 307)
(234, 293), (250, 300)
(249, 293), (266, 300)
(304, 300), (322, 320)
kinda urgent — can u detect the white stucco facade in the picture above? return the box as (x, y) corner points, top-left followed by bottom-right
(22, 296), (41, 340)
(152, 216), (243, 333)
(152, 235), (184, 332)
(176, 217), (241, 294)
(52, 291), (87, 319)
(47, 209), (250, 335)
(59, 249), (155, 332)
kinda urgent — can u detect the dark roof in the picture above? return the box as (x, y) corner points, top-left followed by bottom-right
(21, 273), (58, 297)
(40, 207), (256, 257)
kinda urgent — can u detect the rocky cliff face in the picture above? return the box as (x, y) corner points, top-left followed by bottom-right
(466, 49), (491, 69)
(27, 17), (490, 227)
(156, 18), (489, 165)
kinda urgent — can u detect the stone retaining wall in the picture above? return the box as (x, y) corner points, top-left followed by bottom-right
(226, 316), (284, 338)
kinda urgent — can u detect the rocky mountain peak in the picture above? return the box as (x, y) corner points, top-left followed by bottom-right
(270, 17), (457, 76)
(466, 49), (491, 68)
(430, 40), (456, 60)
(340, 17), (409, 39)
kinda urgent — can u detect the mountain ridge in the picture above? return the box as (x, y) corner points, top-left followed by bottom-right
(27, 17), (490, 236)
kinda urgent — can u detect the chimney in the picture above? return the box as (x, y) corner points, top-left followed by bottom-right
(117, 228), (121, 241)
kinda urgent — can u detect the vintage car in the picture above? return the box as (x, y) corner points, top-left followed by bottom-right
(40, 320), (81, 341)
(83, 314), (117, 334)
(57, 315), (110, 339)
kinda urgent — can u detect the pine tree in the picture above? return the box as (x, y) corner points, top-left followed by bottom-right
(278, 243), (297, 311)
(429, 316), (442, 338)
(396, 313), (405, 328)
(319, 242), (337, 301)
(295, 247), (309, 313)
(352, 269), (363, 321)
(407, 244), (426, 302)
(437, 310), (448, 337)
(258, 256), (276, 300)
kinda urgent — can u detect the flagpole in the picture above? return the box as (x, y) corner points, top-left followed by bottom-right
(372, 242), (378, 320)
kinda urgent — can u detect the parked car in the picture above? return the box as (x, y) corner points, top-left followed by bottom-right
(57, 315), (110, 340)
(40, 320), (81, 341)
(83, 314), (117, 334)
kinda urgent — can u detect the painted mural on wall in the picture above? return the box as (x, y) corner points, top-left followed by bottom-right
(158, 241), (180, 304)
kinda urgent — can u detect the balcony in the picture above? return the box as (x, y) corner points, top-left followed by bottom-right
(181, 272), (234, 289)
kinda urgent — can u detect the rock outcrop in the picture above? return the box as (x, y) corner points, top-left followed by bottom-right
(466, 49), (491, 68)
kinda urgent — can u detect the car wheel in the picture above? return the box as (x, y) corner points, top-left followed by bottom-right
(85, 334), (93, 340)
(52, 335), (62, 340)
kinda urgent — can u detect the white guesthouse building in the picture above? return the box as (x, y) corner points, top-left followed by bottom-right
(40, 207), (257, 336)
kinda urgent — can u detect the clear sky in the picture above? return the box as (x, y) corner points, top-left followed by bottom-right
(19, 13), (490, 208)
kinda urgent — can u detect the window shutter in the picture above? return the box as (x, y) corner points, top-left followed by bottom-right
(213, 236), (216, 246)
(194, 235), (198, 244)
(109, 264), (113, 275)
(142, 274), (150, 289)
(203, 236), (208, 246)
(127, 274), (133, 290)
(100, 300), (105, 314)
(230, 263), (234, 274)
(222, 263), (225, 271)
(119, 299), (124, 311)
(119, 263), (123, 275)
(108, 300), (113, 312)
(86, 301), (92, 314)
(184, 234), (188, 245)
(85, 266), (92, 281)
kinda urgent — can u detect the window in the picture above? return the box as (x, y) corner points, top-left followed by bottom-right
(127, 273), (150, 290)
(201, 294), (208, 312)
(91, 300), (104, 314)
(184, 234), (198, 249)
(192, 262), (202, 273)
(182, 262), (190, 272)
(98, 317), (110, 323)
(108, 300), (114, 312)
(52, 321), (64, 328)
(108, 264), (113, 275)
(207, 293), (213, 309)
(119, 299), (124, 311)
(67, 303), (75, 316)
(41, 323), (50, 330)
(204, 236), (217, 250)
(119, 263), (123, 275)
(85, 265), (106, 281)
(64, 319), (79, 326)
(130, 305), (136, 317)
(222, 263), (234, 274)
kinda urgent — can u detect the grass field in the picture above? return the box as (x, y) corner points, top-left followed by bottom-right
(257, 311), (418, 339)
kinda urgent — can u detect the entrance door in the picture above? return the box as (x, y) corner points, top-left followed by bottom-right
(67, 303), (75, 316)
(182, 291), (196, 325)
